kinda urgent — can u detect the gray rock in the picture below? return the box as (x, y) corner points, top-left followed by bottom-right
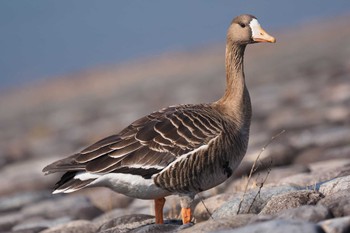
(98, 214), (155, 233)
(213, 185), (302, 218)
(289, 127), (350, 150)
(40, 220), (97, 233)
(180, 214), (256, 233)
(129, 223), (184, 233)
(21, 195), (103, 220)
(0, 158), (59, 196)
(294, 147), (350, 164)
(0, 191), (51, 213)
(317, 190), (350, 217)
(277, 205), (332, 223)
(319, 175), (350, 196)
(309, 159), (350, 174)
(11, 226), (47, 233)
(0, 212), (25, 232)
(229, 164), (310, 192)
(278, 163), (350, 187)
(127, 199), (153, 216)
(216, 219), (324, 233)
(194, 193), (232, 222)
(259, 164), (310, 185)
(77, 187), (134, 212)
(260, 190), (324, 215)
(93, 208), (134, 227)
(318, 216), (350, 233)
(238, 144), (297, 175)
(12, 216), (71, 232)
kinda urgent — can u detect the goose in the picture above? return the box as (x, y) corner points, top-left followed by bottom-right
(43, 14), (275, 225)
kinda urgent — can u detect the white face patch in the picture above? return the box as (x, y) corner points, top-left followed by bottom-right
(249, 18), (262, 38)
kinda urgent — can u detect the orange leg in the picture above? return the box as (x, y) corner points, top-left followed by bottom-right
(154, 197), (166, 224)
(181, 207), (192, 224)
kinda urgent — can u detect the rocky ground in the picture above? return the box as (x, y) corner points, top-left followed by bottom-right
(0, 15), (350, 233)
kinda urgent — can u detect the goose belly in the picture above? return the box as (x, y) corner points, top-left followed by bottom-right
(81, 172), (171, 199)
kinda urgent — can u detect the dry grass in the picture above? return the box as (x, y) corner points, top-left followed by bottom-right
(237, 130), (285, 214)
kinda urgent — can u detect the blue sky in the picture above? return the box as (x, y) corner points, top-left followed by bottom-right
(1, 1), (350, 90)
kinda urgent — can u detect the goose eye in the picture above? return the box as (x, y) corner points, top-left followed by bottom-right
(239, 23), (246, 28)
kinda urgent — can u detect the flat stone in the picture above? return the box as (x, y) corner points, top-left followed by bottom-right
(233, 143), (296, 179)
(75, 187), (134, 212)
(194, 193), (232, 222)
(318, 175), (350, 196)
(98, 214), (155, 233)
(129, 223), (184, 233)
(21, 195), (103, 220)
(318, 216), (350, 233)
(40, 220), (97, 233)
(294, 147), (350, 164)
(216, 219), (324, 233)
(127, 199), (152, 216)
(0, 158), (59, 196)
(309, 159), (350, 173)
(0, 191), (51, 213)
(180, 214), (256, 233)
(12, 216), (71, 232)
(258, 164), (310, 185)
(277, 205), (332, 223)
(0, 212), (25, 232)
(289, 127), (350, 150)
(278, 164), (350, 187)
(93, 208), (134, 227)
(260, 190), (324, 215)
(229, 164), (310, 192)
(213, 185), (302, 219)
(317, 190), (350, 217)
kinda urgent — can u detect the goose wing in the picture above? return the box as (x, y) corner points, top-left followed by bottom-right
(43, 104), (223, 178)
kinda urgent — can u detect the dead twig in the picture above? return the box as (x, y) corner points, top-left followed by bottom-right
(247, 158), (272, 213)
(236, 130), (285, 214)
(198, 193), (214, 220)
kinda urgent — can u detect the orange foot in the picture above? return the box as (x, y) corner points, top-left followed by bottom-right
(181, 207), (192, 224)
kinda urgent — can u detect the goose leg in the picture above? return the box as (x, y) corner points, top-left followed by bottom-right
(180, 194), (194, 224)
(181, 207), (192, 224)
(154, 197), (166, 224)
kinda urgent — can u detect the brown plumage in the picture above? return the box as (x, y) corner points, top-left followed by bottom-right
(43, 14), (275, 224)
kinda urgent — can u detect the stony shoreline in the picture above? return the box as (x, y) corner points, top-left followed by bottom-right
(0, 15), (350, 232)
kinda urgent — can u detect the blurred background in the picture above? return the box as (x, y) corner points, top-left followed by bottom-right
(0, 1), (350, 232)
(1, 0), (350, 89)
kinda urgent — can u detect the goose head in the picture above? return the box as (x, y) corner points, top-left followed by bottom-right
(227, 14), (276, 45)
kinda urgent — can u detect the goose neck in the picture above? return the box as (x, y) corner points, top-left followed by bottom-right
(218, 43), (247, 107)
